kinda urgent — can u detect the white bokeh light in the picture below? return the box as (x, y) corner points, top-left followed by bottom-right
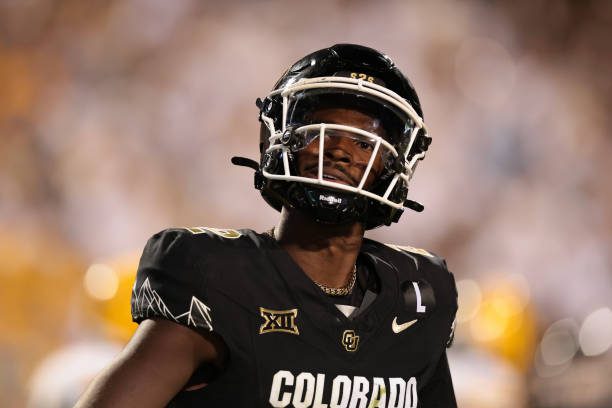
(540, 319), (579, 367)
(579, 307), (612, 356)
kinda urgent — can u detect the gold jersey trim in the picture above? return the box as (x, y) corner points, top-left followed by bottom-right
(385, 243), (434, 258)
(184, 227), (242, 239)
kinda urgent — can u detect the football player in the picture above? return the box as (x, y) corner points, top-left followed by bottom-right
(76, 44), (458, 407)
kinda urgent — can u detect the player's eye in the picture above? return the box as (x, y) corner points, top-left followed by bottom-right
(355, 140), (374, 151)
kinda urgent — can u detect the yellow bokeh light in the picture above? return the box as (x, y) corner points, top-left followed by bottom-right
(84, 264), (119, 301)
(466, 276), (537, 371)
(95, 254), (140, 343)
(471, 298), (512, 342)
(456, 279), (482, 323)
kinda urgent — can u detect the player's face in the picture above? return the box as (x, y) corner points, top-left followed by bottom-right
(296, 108), (386, 190)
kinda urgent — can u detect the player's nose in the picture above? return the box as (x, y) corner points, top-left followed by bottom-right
(323, 135), (353, 164)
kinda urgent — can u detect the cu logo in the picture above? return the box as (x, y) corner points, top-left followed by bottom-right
(341, 330), (360, 352)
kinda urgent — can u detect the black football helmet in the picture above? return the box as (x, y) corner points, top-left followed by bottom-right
(232, 43), (431, 229)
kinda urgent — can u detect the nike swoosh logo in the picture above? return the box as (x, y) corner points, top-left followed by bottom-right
(392, 317), (418, 334)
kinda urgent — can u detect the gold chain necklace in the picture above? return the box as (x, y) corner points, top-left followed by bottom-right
(266, 228), (357, 296)
(313, 264), (357, 296)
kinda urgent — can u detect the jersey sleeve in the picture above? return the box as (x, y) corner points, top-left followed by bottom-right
(131, 228), (214, 334)
(385, 242), (459, 348)
(418, 352), (457, 407)
(445, 266), (458, 348)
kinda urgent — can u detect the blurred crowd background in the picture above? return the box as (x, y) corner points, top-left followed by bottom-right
(1, 0), (611, 407)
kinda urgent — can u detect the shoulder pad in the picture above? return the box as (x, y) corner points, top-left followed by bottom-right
(383, 242), (448, 270)
(137, 227), (256, 273)
(139, 227), (218, 268)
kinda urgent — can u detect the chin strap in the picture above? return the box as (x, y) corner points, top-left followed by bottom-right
(404, 199), (424, 212)
(231, 156), (265, 189)
(231, 156), (259, 170)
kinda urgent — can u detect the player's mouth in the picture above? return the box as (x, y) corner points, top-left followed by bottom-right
(301, 166), (357, 186)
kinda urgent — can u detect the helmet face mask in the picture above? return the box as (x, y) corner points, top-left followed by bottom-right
(251, 44), (431, 229)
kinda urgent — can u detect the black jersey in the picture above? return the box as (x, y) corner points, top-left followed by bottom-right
(131, 227), (458, 407)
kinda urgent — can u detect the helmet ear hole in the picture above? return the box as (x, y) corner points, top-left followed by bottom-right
(259, 122), (272, 153)
(407, 129), (431, 160)
(419, 133), (432, 152)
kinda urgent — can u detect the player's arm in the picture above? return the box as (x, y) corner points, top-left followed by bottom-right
(75, 318), (226, 407)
